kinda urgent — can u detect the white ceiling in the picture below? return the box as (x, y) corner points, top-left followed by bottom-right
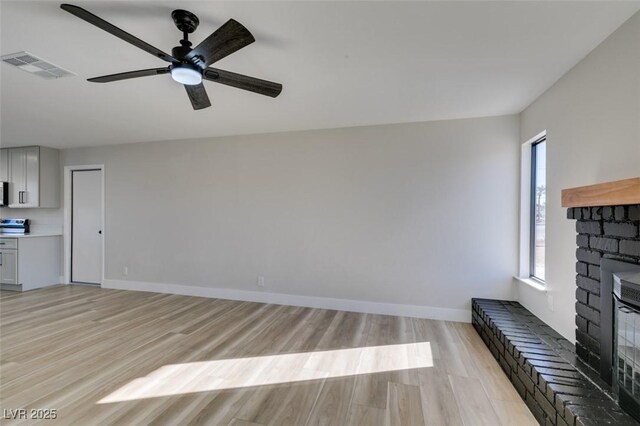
(1, 1), (639, 148)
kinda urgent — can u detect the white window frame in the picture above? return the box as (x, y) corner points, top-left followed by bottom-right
(516, 131), (547, 292)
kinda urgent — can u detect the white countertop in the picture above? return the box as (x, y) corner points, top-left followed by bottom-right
(0, 233), (62, 239)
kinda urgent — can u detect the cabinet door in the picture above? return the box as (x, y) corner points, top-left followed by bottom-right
(0, 149), (8, 182)
(23, 146), (40, 207)
(0, 250), (18, 285)
(8, 148), (25, 207)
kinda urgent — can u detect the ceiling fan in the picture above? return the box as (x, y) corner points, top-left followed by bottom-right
(60, 4), (282, 110)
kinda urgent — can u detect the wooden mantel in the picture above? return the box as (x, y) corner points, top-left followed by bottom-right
(561, 177), (640, 208)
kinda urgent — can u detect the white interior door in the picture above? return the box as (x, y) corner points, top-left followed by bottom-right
(72, 169), (103, 284)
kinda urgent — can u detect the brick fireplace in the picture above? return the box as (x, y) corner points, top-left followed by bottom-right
(567, 204), (640, 374)
(563, 177), (640, 421)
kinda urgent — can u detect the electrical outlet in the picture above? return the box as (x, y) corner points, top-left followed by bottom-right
(257, 276), (265, 287)
(122, 266), (129, 276)
(547, 293), (554, 311)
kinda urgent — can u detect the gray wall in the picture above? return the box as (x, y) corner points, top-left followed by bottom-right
(518, 11), (640, 340)
(59, 115), (520, 315)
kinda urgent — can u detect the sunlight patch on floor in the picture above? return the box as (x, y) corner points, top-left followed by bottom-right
(98, 341), (433, 403)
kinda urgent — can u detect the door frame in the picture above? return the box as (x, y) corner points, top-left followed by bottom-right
(63, 165), (105, 285)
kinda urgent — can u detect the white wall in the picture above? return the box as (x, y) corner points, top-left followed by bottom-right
(61, 115), (520, 320)
(518, 12), (640, 340)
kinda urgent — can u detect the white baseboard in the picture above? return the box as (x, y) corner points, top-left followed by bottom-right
(103, 279), (470, 323)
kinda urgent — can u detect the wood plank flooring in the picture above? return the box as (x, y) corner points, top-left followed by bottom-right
(0, 285), (536, 425)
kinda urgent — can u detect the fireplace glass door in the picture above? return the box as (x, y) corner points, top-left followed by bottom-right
(615, 296), (640, 421)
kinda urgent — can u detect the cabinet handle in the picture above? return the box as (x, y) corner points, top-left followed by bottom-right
(18, 191), (23, 204)
(0, 253), (3, 266)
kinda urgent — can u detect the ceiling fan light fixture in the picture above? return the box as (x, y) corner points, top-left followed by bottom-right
(59, 4), (281, 110)
(170, 64), (202, 85)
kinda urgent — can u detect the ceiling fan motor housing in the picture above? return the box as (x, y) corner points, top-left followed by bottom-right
(172, 45), (193, 61)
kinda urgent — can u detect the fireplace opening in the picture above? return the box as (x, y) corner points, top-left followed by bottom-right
(600, 259), (640, 385)
(614, 271), (640, 422)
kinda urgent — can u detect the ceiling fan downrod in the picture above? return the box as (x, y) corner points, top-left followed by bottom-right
(171, 9), (199, 60)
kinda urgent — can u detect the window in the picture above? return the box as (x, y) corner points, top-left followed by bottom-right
(530, 138), (546, 281)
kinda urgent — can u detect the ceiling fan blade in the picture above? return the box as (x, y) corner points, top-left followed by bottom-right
(186, 19), (255, 67)
(60, 4), (177, 63)
(204, 68), (282, 98)
(88, 67), (170, 83)
(184, 84), (211, 110)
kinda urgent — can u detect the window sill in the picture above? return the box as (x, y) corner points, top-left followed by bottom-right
(514, 276), (547, 292)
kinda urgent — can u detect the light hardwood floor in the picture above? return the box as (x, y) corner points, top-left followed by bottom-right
(0, 285), (536, 425)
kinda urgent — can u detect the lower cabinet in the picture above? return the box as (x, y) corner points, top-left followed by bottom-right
(0, 248), (18, 285)
(0, 236), (61, 291)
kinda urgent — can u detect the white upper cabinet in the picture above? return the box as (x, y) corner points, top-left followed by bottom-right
(9, 148), (32, 207)
(0, 149), (8, 182)
(2, 146), (59, 208)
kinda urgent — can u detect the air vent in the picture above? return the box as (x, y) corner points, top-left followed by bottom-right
(1, 51), (73, 79)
